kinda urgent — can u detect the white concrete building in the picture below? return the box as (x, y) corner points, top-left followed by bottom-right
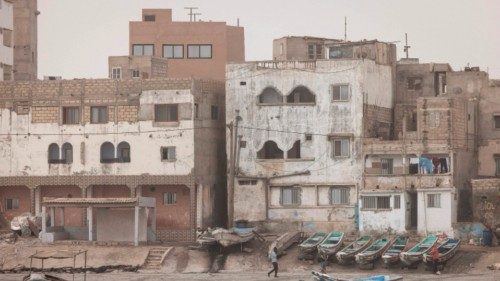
(0, 78), (226, 242)
(226, 59), (394, 233)
(0, 0), (14, 81)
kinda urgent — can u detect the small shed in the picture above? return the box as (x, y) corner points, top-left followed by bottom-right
(41, 197), (156, 246)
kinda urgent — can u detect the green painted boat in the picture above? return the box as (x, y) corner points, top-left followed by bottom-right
(336, 236), (373, 264)
(355, 237), (393, 265)
(400, 234), (438, 266)
(381, 236), (409, 266)
(298, 232), (327, 256)
(318, 231), (345, 259)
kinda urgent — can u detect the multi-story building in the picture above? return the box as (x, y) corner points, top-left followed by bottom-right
(108, 56), (168, 80)
(0, 0), (14, 81)
(360, 59), (481, 235)
(109, 8), (245, 81)
(12, 0), (38, 81)
(0, 78), (226, 242)
(226, 49), (394, 232)
(272, 36), (340, 61)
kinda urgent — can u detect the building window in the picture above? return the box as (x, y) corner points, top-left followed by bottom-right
(305, 134), (313, 141)
(381, 158), (394, 175)
(428, 112), (440, 128)
(111, 67), (121, 79)
(496, 157), (500, 176)
(163, 192), (177, 205)
(132, 70), (140, 78)
(161, 146), (176, 161)
(132, 44), (154, 56)
(144, 15), (156, 22)
(332, 138), (350, 157)
(187, 44), (212, 59)
(308, 44), (315, 59)
(5, 198), (19, 210)
(63, 107), (80, 124)
(427, 194), (441, 208)
(154, 104), (178, 122)
(211, 105), (219, 120)
(48, 143), (60, 163)
(100, 142), (115, 163)
(194, 103), (199, 119)
(331, 84), (349, 101)
(163, 44), (183, 59)
(494, 115), (500, 129)
(257, 141), (284, 159)
(407, 77), (422, 90)
(2, 28), (12, 48)
(61, 143), (73, 164)
(330, 187), (349, 204)
(259, 87), (283, 104)
(280, 186), (301, 206)
(238, 180), (257, 185)
(90, 106), (108, 124)
(362, 196), (391, 210)
(394, 195), (401, 209)
(117, 142), (131, 163)
(286, 86), (315, 104)
(287, 140), (301, 159)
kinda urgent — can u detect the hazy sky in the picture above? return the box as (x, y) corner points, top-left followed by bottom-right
(38, 0), (500, 79)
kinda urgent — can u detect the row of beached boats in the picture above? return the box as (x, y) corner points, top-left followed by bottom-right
(298, 231), (460, 269)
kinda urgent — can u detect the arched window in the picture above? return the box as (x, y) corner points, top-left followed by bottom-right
(258, 87), (283, 104)
(100, 142), (115, 163)
(117, 141), (131, 163)
(257, 141), (284, 159)
(61, 143), (73, 164)
(48, 143), (60, 163)
(287, 140), (301, 159)
(286, 86), (315, 103)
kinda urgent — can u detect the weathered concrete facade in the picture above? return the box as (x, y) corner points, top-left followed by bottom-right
(0, 78), (225, 242)
(226, 59), (393, 233)
(12, 0), (38, 81)
(272, 36), (340, 61)
(0, 0), (14, 81)
(120, 8), (245, 81)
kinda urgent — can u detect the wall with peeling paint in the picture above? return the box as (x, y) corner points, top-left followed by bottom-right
(226, 59), (393, 232)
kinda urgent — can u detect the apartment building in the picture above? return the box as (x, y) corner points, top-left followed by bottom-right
(12, 0), (38, 80)
(226, 50), (394, 232)
(109, 8), (245, 81)
(0, 0), (14, 81)
(0, 78), (225, 242)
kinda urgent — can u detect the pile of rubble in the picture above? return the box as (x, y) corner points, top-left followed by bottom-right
(9, 213), (42, 237)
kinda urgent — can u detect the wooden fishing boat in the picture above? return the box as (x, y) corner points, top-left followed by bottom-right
(399, 234), (438, 268)
(336, 236), (373, 265)
(298, 232), (327, 260)
(423, 238), (460, 264)
(381, 236), (409, 267)
(355, 237), (393, 268)
(318, 231), (345, 260)
(269, 231), (301, 256)
(211, 228), (255, 247)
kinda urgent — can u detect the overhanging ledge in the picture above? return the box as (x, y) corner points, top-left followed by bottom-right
(42, 196), (156, 208)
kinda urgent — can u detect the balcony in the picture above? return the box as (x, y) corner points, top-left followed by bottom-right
(364, 173), (453, 190)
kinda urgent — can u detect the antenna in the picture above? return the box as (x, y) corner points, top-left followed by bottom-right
(184, 7), (198, 22)
(344, 16), (347, 42)
(404, 33), (411, 59)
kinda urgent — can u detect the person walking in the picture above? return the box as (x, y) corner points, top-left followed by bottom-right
(267, 247), (279, 278)
(430, 244), (441, 275)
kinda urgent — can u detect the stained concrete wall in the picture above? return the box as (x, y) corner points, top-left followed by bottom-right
(417, 188), (456, 234)
(96, 208), (147, 242)
(359, 191), (407, 233)
(226, 59), (393, 232)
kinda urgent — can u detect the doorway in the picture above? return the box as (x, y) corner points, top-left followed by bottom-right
(407, 191), (418, 229)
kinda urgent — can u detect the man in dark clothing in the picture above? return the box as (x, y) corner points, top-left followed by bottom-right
(268, 247), (279, 277)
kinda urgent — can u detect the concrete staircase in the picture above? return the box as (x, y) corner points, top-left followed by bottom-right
(142, 247), (171, 270)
